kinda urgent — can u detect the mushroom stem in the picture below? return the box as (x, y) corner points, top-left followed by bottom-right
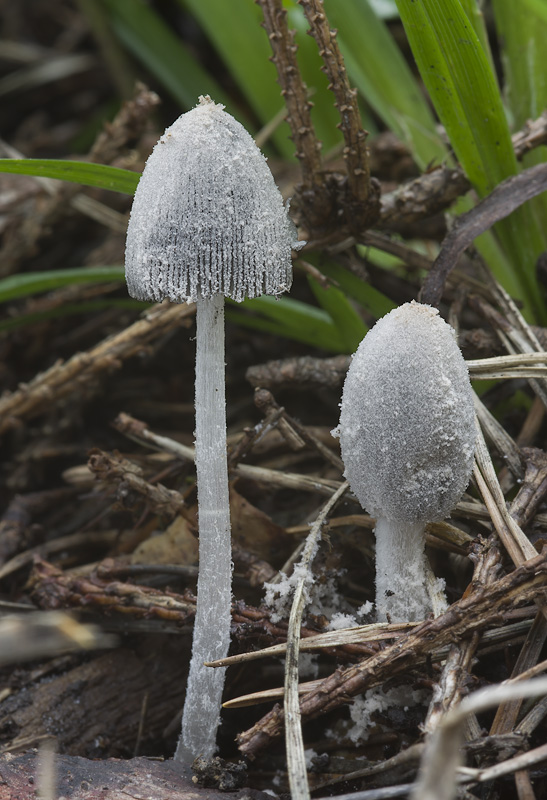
(176, 293), (231, 762)
(374, 517), (431, 623)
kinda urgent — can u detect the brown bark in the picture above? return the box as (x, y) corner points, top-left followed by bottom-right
(0, 644), (187, 757)
(0, 751), (271, 800)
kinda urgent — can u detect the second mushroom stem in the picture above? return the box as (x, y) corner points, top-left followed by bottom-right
(176, 293), (232, 762)
(375, 517), (432, 623)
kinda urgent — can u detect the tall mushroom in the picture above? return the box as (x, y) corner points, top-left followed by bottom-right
(125, 96), (301, 761)
(336, 302), (476, 623)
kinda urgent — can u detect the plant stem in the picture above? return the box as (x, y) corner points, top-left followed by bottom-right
(375, 517), (432, 623)
(176, 294), (232, 762)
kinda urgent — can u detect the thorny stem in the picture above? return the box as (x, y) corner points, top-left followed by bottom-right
(176, 294), (232, 762)
(298, 0), (375, 230)
(257, 0), (323, 190)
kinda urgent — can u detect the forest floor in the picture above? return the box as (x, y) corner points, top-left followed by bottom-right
(2, 3), (547, 800)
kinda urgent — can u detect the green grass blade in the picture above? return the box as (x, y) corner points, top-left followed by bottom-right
(395, 0), (546, 322)
(395, 0), (515, 195)
(177, 1), (344, 154)
(315, 260), (396, 319)
(0, 159), (139, 195)
(492, 0), (547, 246)
(101, 0), (231, 111)
(459, 0), (495, 74)
(227, 295), (345, 352)
(520, 0), (547, 25)
(0, 266), (125, 303)
(307, 275), (368, 352)
(308, 275), (368, 353)
(324, 0), (446, 170)
(492, 1), (547, 128)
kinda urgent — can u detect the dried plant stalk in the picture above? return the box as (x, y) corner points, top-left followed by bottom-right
(283, 482), (348, 800)
(298, 0), (376, 229)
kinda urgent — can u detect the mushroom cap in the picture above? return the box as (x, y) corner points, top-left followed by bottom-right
(125, 96), (300, 303)
(338, 302), (476, 525)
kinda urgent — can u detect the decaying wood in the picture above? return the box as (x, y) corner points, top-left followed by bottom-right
(0, 644), (188, 757)
(379, 166), (470, 229)
(0, 488), (75, 566)
(113, 412), (342, 497)
(379, 112), (547, 231)
(423, 441), (547, 741)
(253, 388), (343, 470)
(510, 447), (547, 529)
(246, 353), (349, 391)
(0, 750), (272, 800)
(28, 559), (197, 625)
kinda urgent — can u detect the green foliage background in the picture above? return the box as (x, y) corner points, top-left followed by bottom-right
(1, 0), (546, 343)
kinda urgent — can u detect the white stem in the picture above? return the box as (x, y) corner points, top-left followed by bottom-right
(374, 517), (433, 623)
(176, 294), (232, 762)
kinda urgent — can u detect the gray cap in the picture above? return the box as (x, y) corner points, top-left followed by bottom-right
(125, 96), (301, 304)
(338, 302), (476, 526)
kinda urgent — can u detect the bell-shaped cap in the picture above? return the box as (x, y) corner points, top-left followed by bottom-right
(125, 96), (302, 303)
(337, 302), (476, 525)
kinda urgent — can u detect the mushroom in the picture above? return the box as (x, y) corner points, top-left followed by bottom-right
(125, 96), (302, 761)
(336, 302), (475, 622)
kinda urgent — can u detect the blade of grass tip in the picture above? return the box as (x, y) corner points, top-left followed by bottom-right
(177, 0), (294, 156)
(306, 274), (367, 353)
(396, 0), (546, 323)
(0, 158), (139, 195)
(101, 0), (231, 111)
(0, 266), (125, 303)
(226, 296), (346, 352)
(492, 0), (547, 249)
(324, 0), (447, 171)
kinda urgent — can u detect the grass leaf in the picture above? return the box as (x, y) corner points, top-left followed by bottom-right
(101, 0), (231, 110)
(315, 260), (396, 320)
(227, 295), (345, 352)
(0, 266), (125, 303)
(0, 159), (139, 195)
(324, 0), (446, 170)
(396, 0), (547, 322)
(307, 275), (368, 352)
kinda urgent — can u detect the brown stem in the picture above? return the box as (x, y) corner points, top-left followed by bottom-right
(298, 0), (375, 231)
(257, 0), (328, 231)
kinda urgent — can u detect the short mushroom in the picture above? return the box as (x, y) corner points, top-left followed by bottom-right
(336, 302), (476, 622)
(125, 96), (302, 760)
